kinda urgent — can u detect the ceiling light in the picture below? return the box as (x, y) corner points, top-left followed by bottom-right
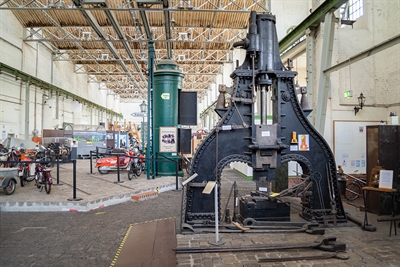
(81, 0), (105, 4)
(136, 0), (163, 3)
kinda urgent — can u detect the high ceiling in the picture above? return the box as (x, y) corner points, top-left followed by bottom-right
(1, 0), (270, 102)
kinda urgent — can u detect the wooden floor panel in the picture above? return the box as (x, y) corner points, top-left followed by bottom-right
(114, 218), (176, 267)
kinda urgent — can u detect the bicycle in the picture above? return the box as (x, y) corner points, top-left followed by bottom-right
(344, 174), (366, 201)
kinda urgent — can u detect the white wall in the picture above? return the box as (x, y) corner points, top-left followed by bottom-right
(272, 0), (312, 40)
(323, 0), (400, 148)
(0, 9), (121, 141)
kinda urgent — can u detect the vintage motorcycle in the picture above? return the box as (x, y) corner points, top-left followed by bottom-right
(0, 143), (8, 154)
(34, 162), (53, 194)
(18, 149), (36, 187)
(127, 148), (145, 180)
(35, 145), (55, 167)
(7, 147), (21, 167)
(96, 149), (134, 175)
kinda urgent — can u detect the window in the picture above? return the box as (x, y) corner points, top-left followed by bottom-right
(341, 0), (364, 20)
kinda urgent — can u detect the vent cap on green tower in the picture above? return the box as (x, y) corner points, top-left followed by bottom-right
(156, 57), (180, 71)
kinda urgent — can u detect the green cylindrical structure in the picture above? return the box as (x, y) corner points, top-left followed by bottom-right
(153, 58), (185, 176)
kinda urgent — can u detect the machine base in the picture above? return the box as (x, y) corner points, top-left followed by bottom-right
(239, 194), (291, 224)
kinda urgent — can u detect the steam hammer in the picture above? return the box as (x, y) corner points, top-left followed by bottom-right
(183, 11), (346, 227)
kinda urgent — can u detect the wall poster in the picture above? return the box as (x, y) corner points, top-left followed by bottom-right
(117, 132), (127, 148)
(160, 127), (177, 152)
(334, 120), (381, 174)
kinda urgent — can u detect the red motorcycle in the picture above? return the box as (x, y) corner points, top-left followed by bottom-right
(6, 147), (20, 167)
(96, 149), (133, 175)
(127, 148), (145, 180)
(34, 162), (53, 194)
(18, 151), (36, 187)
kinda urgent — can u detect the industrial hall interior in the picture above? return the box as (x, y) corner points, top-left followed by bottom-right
(1, 0), (400, 266)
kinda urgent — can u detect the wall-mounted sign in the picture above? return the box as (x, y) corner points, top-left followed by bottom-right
(131, 112), (146, 117)
(160, 127), (177, 152)
(161, 93), (170, 100)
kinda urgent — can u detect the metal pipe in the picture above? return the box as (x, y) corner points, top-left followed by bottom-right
(214, 182), (219, 243)
(261, 85), (267, 125)
(174, 237), (339, 253)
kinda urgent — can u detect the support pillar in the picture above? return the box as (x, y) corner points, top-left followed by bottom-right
(24, 83), (30, 141)
(315, 11), (336, 135)
(306, 27), (315, 125)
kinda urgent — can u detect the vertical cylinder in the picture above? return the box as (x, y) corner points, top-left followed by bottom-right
(153, 58), (185, 176)
(261, 85), (267, 125)
(257, 14), (276, 71)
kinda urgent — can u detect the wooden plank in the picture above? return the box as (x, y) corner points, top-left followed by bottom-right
(151, 219), (177, 267)
(114, 222), (157, 267)
(113, 218), (176, 267)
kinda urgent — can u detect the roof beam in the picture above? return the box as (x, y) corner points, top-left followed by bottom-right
(101, 2), (147, 82)
(73, 0), (146, 96)
(162, 0), (172, 58)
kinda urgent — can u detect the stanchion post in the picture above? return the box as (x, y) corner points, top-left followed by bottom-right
(214, 183), (222, 244)
(90, 150), (93, 174)
(208, 182), (224, 246)
(54, 156), (62, 186)
(114, 154), (124, 183)
(175, 160), (179, 190)
(68, 160), (82, 201)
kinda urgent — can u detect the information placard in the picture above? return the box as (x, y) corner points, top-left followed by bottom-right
(159, 127), (177, 152)
(379, 170), (393, 189)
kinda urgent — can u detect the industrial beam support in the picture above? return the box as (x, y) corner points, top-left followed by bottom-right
(25, 83), (30, 141)
(55, 92), (59, 120)
(147, 38), (155, 180)
(324, 33), (400, 75)
(279, 0), (347, 53)
(162, 0), (172, 58)
(138, 4), (152, 39)
(315, 11), (335, 134)
(306, 28), (315, 125)
(102, 7), (147, 83)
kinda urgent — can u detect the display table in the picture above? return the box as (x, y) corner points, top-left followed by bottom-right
(362, 187), (397, 235)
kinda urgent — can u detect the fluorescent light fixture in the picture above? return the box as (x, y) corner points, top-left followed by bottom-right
(136, 0), (162, 3)
(82, 0), (105, 4)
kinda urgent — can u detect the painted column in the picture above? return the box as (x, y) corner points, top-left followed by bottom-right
(153, 58), (185, 176)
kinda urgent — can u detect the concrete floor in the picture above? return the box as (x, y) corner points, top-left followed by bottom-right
(0, 160), (399, 267)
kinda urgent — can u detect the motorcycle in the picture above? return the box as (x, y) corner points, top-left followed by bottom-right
(127, 148), (145, 180)
(0, 143), (8, 154)
(35, 146), (55, 167)
(95, 149), (133, 175)
(47, 142), (70, 162)
(6, 147), (21, 167)
(18, 150), (36, 187)
(34, 162), (53, 194)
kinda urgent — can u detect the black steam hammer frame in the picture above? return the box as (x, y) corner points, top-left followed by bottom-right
(182, 11), (346, 227)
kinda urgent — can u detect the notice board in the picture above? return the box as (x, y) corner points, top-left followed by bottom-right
(333, 120), (381, 174)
